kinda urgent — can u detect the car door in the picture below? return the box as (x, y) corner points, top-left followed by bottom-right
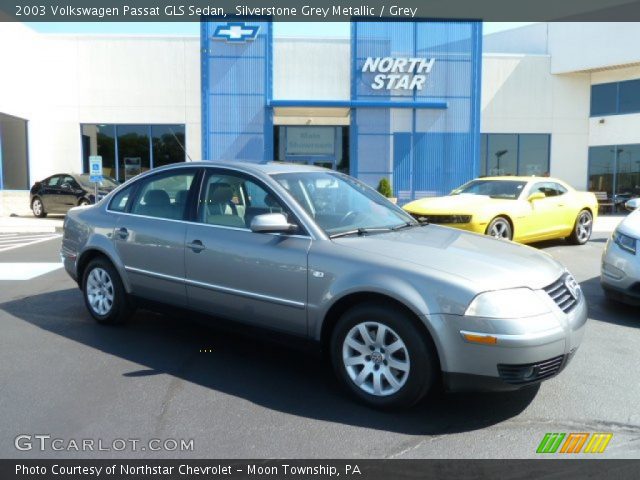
(111, 168), (199, 308)
(58, 175), (82, 211)
(523, 182), (567, 239)
(41, 175), (62, 212)
(184, 168), (310, 336)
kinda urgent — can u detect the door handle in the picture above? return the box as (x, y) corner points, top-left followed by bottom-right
(188, 239), (205, 253)
(116, 227), (129, 239)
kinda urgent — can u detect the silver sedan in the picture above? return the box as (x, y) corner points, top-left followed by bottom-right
(601, 198), (640, 305)
(61, 162), (587, 408)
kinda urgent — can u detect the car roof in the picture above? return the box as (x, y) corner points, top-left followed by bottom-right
(151, 161), (332, 176)
(477, 176), (565, 183)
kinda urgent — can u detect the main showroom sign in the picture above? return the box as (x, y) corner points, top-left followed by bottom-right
(362, 57), (435, 90)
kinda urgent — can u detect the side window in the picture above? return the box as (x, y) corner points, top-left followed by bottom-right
(47, 176), (61, 186)
(130, 171), (195, 220)
(552, 183), (568, 196)
(199, 172), (288, 229)
(109, 186), (133, 213)
(530, 182), (558, 198)
(61, 175), (75, 187)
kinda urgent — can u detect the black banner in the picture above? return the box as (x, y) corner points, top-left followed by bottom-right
(3, 460), (640, 480)
(3, 0), (640, 22)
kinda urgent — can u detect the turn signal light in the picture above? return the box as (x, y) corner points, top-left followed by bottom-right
(462, 333), (497, 345)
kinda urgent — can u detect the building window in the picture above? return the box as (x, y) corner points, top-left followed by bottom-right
(0, 113), (29, 190)
(589, 144), (640, 204)
(591, 79), (640, 116)
(81, 124), (186, 183)
(479, 134), (550, 177)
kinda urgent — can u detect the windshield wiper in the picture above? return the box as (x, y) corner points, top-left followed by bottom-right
(329, 227), (392, 239)
(391, 221), (423, 231)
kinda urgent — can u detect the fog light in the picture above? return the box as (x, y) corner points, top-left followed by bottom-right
(522, 366), (536, 380)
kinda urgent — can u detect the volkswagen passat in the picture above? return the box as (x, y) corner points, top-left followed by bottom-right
(61, 162), (587, 408)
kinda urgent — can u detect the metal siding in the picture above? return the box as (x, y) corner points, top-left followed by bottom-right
(201, 19), (272, 162)
(352, 21), (482, 200)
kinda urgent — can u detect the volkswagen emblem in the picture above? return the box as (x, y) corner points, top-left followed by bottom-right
(565, 274), (581, 300)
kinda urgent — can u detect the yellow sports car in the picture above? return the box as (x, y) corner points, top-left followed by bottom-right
(403, 176), (599, 244)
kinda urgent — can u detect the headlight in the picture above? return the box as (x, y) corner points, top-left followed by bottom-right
(465, 288), (550, 318)
(613, 230), (637, 255)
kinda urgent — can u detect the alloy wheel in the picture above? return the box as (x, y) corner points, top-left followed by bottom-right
(86, 267), (115, 316)
(489, 220), (510, 239)
(32, 199), (42, 216)
(577, 212), (592, 243)
(342, 322), (410, 396)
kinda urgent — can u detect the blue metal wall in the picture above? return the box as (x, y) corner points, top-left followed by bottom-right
(352, 21), (482, 201)
(201, 20), (273, 162)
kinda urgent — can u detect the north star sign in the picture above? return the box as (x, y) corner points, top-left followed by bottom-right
(362, 57), (436, 90)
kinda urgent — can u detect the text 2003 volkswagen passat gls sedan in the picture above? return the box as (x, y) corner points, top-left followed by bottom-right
(62, 162), (587, 408)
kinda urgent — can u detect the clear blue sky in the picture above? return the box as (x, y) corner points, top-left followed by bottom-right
(26, 22), (535, 36)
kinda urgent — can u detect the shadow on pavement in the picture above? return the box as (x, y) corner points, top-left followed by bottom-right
(580, 276), (639, 327)
(1, 287), (539, 436)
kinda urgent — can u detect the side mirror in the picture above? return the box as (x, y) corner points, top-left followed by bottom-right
(527, 192), (546, 202)
(625, 198), (640, 211)
(250, 213), (297, 234)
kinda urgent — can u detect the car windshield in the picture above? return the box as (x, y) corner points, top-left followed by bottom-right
(272, 171), (417, 236)
(77, 174), (119, 189)
(451, 179), (526, 200)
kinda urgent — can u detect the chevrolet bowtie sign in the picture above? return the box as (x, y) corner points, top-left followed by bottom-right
(362, 57), (436, 90)
(212, 22), (260, 42)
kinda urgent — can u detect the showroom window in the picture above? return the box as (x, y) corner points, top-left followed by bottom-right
(273, 126), (349, 173)
(479, 134), (550, 177)
(589, 144), (640, 201)
(591, 79), (640, 116)
(81, 124), (186, 183)
(0, 113), (29, 190)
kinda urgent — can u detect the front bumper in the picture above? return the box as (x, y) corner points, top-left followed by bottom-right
(427, 292), (587, 392)
(601, 238), (640, 305)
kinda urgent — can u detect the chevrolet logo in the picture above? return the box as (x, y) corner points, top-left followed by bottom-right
(212, 22), (260, 42)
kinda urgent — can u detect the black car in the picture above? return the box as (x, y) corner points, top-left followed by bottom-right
(30, 173), (119, 217)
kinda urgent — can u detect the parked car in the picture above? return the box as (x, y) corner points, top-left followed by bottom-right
(403, 177), (598, 245)
(601, 198), (640, 305)
(61, 162), (586, 408)
(30, 173), (119, 217)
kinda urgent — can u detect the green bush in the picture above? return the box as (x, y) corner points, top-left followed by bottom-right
(377, 178), (393, 198)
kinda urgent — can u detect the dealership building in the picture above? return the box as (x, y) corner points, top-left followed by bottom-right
(1, 20), (640, 213)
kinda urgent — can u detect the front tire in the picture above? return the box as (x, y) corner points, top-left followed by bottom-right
(31, 197), (47, 218)
(486, 216), (513, 240)
(82, 258), (134, 325)
(330, 303), (437, 409)
(566, 209), (593, 245)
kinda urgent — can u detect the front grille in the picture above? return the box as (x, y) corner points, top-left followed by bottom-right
(544, 274), (579, 313)
(498, 355), (566, 385)
(409, 213), (472, 224)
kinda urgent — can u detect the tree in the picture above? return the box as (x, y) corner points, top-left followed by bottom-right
(377, 178), (393, 198)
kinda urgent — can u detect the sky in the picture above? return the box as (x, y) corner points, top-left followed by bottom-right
(25, 22), (535, 36)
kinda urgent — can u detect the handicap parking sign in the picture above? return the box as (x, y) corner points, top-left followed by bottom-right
(89, 156), (103, 183)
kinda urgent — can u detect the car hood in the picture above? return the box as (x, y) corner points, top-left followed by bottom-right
(333, 225), (564, 291)
(404, 194), (508, 214)
(618, 209), (640, 237)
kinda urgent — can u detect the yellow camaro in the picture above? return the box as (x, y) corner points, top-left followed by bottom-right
(403, 177), (599, 244)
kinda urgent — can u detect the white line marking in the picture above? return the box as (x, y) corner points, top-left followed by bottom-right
(0, 262), (63, 280)
(0, 235), (61, 253)
(0, 235), (59, 244)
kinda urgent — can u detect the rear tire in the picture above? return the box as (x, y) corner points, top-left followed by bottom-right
(486, 216), (513, 240)
(82, 258), (134, 325)
(78, 198), (90, 206)
(330, 303), (437, 409)
(566, 210), (593, 245)
(31, 197), (47, 218)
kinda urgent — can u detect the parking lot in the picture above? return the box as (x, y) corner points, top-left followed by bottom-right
(0, 225), (638, 459)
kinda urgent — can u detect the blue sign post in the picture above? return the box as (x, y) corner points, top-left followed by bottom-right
(89, 156), (103, 204)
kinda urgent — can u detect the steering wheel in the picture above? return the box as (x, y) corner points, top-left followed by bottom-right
(339, 210), (360, 225)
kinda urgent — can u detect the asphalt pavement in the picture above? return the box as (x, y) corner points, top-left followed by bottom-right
(0, 230), (638, 459)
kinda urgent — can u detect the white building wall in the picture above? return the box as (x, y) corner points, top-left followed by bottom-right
(481, 54), (591, 189)
(0, 24), (201, 187)
(273, 37), (350, 100)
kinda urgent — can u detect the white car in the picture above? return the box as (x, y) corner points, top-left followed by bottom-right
(601, 198), (640, 305)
